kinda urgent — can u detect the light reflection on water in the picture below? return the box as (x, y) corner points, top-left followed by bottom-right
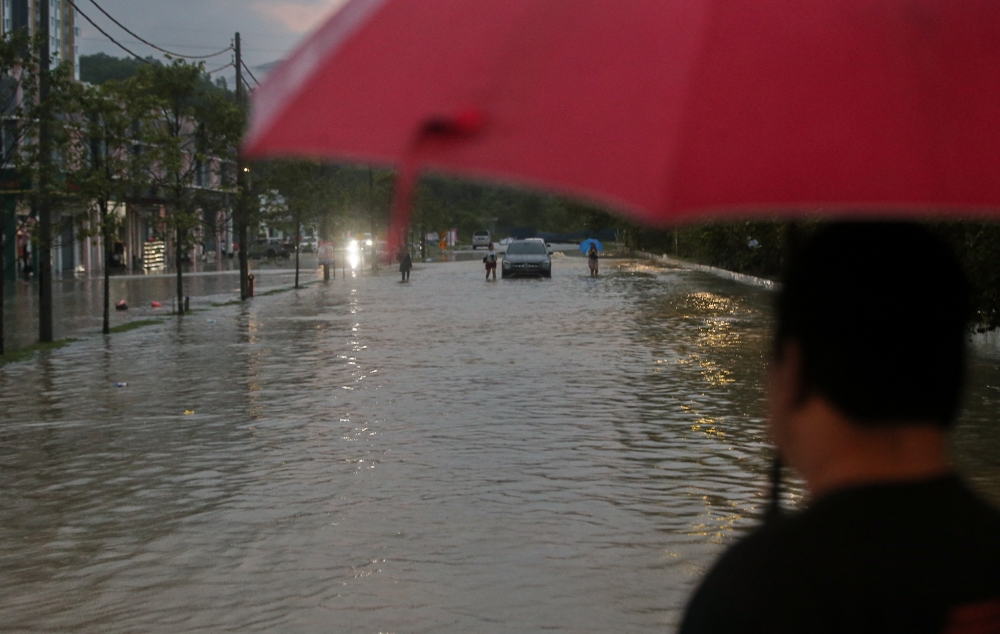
(1, 257), (997, 633)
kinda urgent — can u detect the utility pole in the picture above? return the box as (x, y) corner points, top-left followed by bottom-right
(37, 0), (54, 342)
(369, 167), (378, 271)
(235, 33), (250, 300)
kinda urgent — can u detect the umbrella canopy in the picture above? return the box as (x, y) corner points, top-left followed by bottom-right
(245, 0), (1000, 248)
(579, 239), (603, 254)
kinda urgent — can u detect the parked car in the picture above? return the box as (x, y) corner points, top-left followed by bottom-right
(248, 238), (292, 259)
(501, 238), (552, 278)
(472, 230), (491, 249)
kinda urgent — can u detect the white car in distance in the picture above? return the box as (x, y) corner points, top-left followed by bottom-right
(472, 230), (491, 249)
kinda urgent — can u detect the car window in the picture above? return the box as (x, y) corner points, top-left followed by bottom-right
(474, 231), (489, 237)
(506, 241), (547, 255)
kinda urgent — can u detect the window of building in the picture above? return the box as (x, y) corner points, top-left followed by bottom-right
(2, 0), (12, 34)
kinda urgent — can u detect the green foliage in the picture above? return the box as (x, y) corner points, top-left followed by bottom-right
(64, 79), (154, 220)
(412, 177), (596, 237)
(12, 35), (81, 293)
(299, 164), (628, 243)
(134, 58), (243, 246)
(79, 52), (159, 85)
(673, 222), (786, 279)
(124, 58), (244, 308)
(0, 30), (34, 170)
(632, 219), (1000, 330)
(0, 29), (36, 244)
(255, 159), (334, 236)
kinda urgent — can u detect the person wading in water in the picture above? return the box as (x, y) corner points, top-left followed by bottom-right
(587, 243), (599, 277)
(398, 248), (412, 282)
(484, 242), (498, 281)
(680, 223), (1000, 634)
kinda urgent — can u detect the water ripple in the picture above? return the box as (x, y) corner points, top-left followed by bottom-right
(2, 258), (997, 633)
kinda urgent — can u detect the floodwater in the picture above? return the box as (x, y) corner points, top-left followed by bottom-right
(1, 256), (998, 633)
(1, 260), (309, 352)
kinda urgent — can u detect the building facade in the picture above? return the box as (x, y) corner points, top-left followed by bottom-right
(0, 7), (236, 283)
(1, 0), (79, 79)
(2, 1), (86, 282)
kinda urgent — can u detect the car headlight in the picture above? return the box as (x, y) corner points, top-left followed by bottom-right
(502, 260), (511, 267)
(541, 260), (551, 267)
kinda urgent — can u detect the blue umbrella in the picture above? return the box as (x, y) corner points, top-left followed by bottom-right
(579, 238), (603, 254)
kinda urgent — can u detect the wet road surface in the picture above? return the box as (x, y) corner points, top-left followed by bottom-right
(2, 256), (999, 632)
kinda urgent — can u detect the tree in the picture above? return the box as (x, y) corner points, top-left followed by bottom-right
(257, 159), (343, 287)
(63, 78), (152, 334)
(135, 58), (243, 314)
(79, 52), (158, 85)
(0, 30), (37, 355)
(12, 37), (77, 346)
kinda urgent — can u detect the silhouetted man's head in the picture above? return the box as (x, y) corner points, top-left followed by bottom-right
(776, 222), (970, 428)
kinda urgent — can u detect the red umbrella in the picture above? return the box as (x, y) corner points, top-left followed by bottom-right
(245, 0), (1000, 251)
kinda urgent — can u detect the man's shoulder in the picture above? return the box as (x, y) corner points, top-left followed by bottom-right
(678, 517), (799, 633)
(679, 476), (1000, 634)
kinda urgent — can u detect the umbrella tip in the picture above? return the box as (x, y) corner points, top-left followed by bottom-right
(424, 107), (485, 136)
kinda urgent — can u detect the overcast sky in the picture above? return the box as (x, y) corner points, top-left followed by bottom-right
(76, 0), (350, 83)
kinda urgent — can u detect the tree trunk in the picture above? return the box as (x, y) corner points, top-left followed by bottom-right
(215, 211), (222, 269)
(102, 202), (110, 334)
(239, 215), (249, 300)
(176, 226), (184, 314)
(37, 0), (54, 344)
(38, 203), (53, 342)
(0, 229), (5, 355)
(294, 215), (301, 288)
(369, 167), (378, 271)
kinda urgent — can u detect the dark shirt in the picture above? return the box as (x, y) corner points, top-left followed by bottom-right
(399, 253), (412, 271)
(680, 475), (1000, 634)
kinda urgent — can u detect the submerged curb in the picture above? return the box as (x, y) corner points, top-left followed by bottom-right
(635, 251), (781, 291)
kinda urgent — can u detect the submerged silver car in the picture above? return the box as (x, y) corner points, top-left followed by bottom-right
(501, 238), (552, 278)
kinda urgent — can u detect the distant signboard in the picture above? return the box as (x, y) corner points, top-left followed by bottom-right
(317, 240), (336, 265)
(143, 240), (166, 270)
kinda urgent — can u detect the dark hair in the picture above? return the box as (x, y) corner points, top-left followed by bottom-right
(775, 222), (970, 427)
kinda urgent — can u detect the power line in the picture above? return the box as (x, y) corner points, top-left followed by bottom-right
(68, 1), (151, 64)
(240, 60), (260, 86)
(76, 37), (245, 52)
(206, 61), (235, 75)
(82, 0), (233, 60)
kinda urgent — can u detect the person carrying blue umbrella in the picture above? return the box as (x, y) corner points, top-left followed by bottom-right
(580, 239), (602, 277)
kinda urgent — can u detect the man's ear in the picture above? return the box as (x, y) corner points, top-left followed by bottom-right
(790, 341), (810, 406)
(773, 340), (809, 406)
(769, 339), (806, 459)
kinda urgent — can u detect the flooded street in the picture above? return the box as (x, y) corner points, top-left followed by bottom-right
(2, 256), (999, 633)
